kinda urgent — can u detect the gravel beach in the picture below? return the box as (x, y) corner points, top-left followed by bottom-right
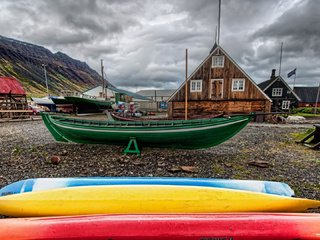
(0, 119), (319, 203)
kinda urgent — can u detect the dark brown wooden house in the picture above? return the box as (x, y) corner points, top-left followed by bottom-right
(0, 76), (29, 119)
(167, 44), (271, 119)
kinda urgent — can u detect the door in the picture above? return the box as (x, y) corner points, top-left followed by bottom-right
(211, 79), (224, 99)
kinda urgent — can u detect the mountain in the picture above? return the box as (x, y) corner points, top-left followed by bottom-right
(0, 35), (101, 96)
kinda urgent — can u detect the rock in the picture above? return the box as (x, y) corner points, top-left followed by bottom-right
(50, 155), (61, 165)
(225, 163), (233, 168)
(180, 166), (198, 173)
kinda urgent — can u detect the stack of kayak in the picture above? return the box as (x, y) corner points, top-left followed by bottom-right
(0, 177), (319, 239)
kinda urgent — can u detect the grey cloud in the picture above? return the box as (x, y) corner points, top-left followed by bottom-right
(248, 0), (320, 84)
(0, 0), (319, 89)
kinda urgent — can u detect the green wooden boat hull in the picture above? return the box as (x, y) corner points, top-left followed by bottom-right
(64, 96), (112, 114)
(41, 113), (252, 149)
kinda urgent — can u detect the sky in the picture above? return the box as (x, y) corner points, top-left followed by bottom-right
(0, 0), (319, 91)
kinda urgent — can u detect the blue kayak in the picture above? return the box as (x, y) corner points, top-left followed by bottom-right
(0, 177), (294, 197)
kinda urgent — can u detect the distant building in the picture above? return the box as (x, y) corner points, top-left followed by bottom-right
(258, 69), (301, 112)
(136, 89), (175, 102)
(293, 87), (319, 107)
(136, 89), (175, 112)
(82, 85), (149, 102)
(167, 44), (272, 119)
(0, 76), (29, 119)
(82, 86), (116, 100)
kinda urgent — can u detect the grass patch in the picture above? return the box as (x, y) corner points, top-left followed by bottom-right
(12, 146), (22, 156)
(291, 128), (315, 141)
(212, 164), (226, 176)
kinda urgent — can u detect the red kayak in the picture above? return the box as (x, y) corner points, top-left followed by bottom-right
(1, 213), (319, 240)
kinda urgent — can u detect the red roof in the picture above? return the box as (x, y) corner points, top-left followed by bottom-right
(0, 77), (26, 95)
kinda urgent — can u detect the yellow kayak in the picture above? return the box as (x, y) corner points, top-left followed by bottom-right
(0, 185), (319, 217)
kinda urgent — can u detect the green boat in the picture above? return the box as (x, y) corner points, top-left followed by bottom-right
(41, 112), (252, 150)
(64, 96), (113, 114)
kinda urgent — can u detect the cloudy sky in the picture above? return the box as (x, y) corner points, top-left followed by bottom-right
(0, 0), (319, 91)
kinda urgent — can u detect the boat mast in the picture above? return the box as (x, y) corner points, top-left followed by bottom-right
(185, 48), (188, 120)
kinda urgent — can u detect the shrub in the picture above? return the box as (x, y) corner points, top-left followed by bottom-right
(292, 107), (320, 114)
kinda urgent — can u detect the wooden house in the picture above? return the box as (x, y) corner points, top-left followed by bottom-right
(293, 87), (319, 107)
(0, 76), (30, 119)
(258, 69), (301, 112)
(167, 44), (272, 119)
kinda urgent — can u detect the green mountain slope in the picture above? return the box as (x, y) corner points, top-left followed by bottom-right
(0, 35), (101, 96)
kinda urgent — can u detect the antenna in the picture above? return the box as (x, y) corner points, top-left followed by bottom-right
(217, 0), (221, 45)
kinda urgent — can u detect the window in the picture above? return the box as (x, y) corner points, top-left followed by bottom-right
(212, 55), (224, 67)
(190, 80), (202, 92)
(282, 100), (290, 110)
(272, 88), (283, 96)
(232, 79), (245, 91)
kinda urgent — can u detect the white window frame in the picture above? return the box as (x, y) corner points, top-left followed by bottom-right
(190, 80), (202, 92)
(212, 55), (225, 68)
(282, 100), (290, 110)
(210, 79), (224, 98)
(232, 79), (245, 92)
(272, 88), (283, 97)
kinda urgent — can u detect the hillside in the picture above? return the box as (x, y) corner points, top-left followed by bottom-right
(0, 35), (101, 96)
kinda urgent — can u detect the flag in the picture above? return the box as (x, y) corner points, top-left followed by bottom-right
(287, 68), (296, 78)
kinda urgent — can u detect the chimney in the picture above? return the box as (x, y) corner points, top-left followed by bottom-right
(270, 69), (276, 80)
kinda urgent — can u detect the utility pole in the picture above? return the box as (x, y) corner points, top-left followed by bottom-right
(185, 49), (188, 120)
(42, 64), (49, 96)
(101, 59), (105, 98)
(279, 42), (283, 77)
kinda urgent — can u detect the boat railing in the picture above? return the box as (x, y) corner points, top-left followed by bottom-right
(50, 113), (248, 129)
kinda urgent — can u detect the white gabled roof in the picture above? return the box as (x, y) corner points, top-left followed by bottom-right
(167, 44), (272, 102)
(262, 76), (301, 102)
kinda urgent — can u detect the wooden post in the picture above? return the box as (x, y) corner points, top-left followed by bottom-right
(185, 49), (188, 120)
(155, 90), (158, 112)
(314, 82), (320, 115)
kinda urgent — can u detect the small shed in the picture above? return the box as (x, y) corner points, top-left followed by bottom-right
(0, 76), (29, 119)
(167, 44), (272, 119)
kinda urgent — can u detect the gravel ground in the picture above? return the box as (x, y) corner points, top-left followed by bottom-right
(0, 119), (319, 209)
